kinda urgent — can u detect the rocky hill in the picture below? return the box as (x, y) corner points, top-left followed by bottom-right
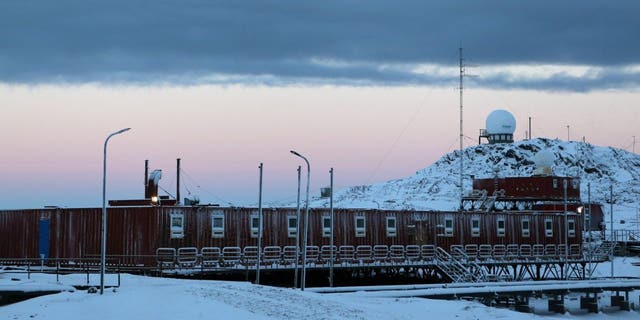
(308, 138), (640, 229)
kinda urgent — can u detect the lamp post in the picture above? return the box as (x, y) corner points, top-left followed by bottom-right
(101, 127), (131, 295)
(293, 166), (301, 288)
(290, 150), (310, 291)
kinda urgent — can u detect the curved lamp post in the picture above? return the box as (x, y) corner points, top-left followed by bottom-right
(101, 127), (131, 295)
(290, 150), (310, 291)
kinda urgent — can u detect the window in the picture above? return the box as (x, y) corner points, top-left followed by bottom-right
(250, 214), (260, 238)
(386, 216), (397, 237)
(323, 216), (331, 237)
(170, 211), (184, 239)
(444, 217), (454, 237)
(497, 217), (505, 237)
(287, 216), (297, 238)
(568, 219), (575, 237)
(585, 210), (591, 230)
(545, 218), (553, 237)
(521, 218), (530, 237)
(211, 211), (224, 238)
(355, 216), (366, 237)
(471, 218), (480, 237)
(553, 179), (558, 188)
(572, 179), (579, 189)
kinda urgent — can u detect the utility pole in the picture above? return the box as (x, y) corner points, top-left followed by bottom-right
(587, 182), (592, 279)
(329, 168), (334, 287)
(567, 125), (570, 141)
(256, 163), (263, 284)
(563, 179), (568, 280)
(610, 184), (614, 278)
(633, 136), (636, 154)
(528, 117), (532, 140)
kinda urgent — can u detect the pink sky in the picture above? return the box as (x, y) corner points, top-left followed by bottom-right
(1, 84), (638, 209)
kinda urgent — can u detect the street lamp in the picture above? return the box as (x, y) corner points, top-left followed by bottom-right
(290, 150), (310, 291)
(101, 127), (131, 295)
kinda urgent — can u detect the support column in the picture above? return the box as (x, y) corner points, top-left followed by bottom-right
(580, 293), (598, 313)
(548, 295), (565, 314)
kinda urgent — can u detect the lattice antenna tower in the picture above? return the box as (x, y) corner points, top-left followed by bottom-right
(459, 47), (465, 212)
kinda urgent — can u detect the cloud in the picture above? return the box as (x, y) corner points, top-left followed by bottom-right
(1, 1), (639, 90)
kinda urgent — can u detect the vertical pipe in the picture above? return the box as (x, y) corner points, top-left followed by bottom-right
(144, 160), (149, 198)
(176, 158), (181, 204)
(329, 167), (334, 287)
(610, 184), (614, 277)
(528, 117), (532, 140)
(256, 163), (263, 284)
(294, 166), (301, 288)
(563, 179), (568, 280)
(145, 160), (149, 186)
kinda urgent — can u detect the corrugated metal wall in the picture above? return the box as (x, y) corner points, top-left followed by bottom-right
(0, 206), (583, 264)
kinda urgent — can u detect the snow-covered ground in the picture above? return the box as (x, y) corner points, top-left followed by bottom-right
(285, 138), (640, 233)
(2, 257), (639, 319)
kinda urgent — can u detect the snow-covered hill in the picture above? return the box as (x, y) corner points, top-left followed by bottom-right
(310, 138), (640, 230)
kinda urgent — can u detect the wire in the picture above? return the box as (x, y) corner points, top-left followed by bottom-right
(364, 90), (432, 184)
(180, 168), (234, 206)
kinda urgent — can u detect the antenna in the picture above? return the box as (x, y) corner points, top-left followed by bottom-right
(459, 47), (464, 212)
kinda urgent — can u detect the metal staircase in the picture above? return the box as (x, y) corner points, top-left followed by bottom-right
(434, 247), (487, 283)
(585, 241), (617, 262)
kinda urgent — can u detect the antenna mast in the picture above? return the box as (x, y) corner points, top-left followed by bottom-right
(459, 47), (465, 211)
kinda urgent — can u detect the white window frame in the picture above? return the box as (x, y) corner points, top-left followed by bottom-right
(170, 211), (184, 239)
(211, 211), (224, 238)
(571, 179), (579, 189)
(521, 218), (530, 238)
(444, 217), (454, 237)
(568, 219), (575, 237)
(545, 218), (553, 237)
(471, 217), (480, 237)
(250, 214), (260, 238)
(355, 216), (366, 237)
(497, 217), (505, 237)
(386, 216), (397, 237)
(287, 215), (297, 238)
(322, 216), (331, 237)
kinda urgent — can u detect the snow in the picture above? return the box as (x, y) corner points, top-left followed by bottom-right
(1, 257), (639, 319)
(288, 138), (640, 233)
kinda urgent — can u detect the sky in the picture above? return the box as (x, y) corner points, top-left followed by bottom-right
(1, 1), (640, 209)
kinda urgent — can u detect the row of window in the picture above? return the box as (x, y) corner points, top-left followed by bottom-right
(443, 216), (575, 238)
(170, 211), (575, 240)
(170, 211), (397, 239)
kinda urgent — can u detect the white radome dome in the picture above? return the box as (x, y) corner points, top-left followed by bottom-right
(486, 109), (516, 134)
(534, 149), (555, 175)
(534, 149), (555, 168)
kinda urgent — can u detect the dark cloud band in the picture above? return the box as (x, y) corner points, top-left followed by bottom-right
(1, 1), (639, 90)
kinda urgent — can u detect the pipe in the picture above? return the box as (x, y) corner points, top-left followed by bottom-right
(176, 158), (181, 204)
(144, 159), (149, 197)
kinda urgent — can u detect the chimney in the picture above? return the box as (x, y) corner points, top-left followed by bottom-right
(144, 159), (149, 195)
(176, 158), (181, 205)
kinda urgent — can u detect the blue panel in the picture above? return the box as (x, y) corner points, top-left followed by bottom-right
(39, 219), (50, 259)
